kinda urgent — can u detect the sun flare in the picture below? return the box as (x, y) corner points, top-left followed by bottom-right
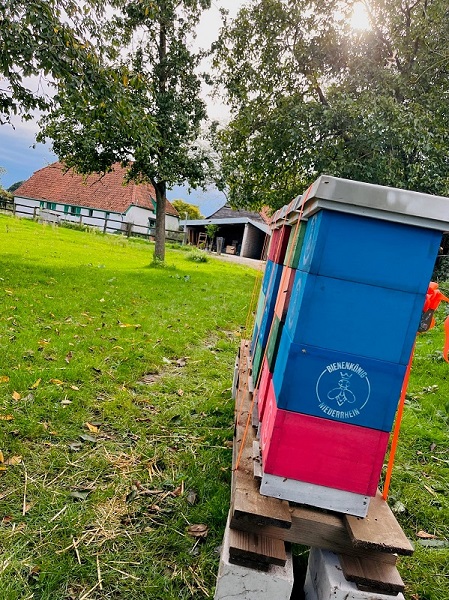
(350, 2), (371, 30)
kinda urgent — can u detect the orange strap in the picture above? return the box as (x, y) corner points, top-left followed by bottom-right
(382, 345), (414, 500)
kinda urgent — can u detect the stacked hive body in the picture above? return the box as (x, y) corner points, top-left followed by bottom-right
(252, 176), (449, 516)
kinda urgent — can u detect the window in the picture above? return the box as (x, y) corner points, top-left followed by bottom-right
(64, 205), (69, 214)
(70, 206), (81, 216)
(46, 202), (56, 210)
(88, 209), (94, 217)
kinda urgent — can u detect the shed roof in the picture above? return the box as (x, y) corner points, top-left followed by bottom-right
(14, 162), (179, 217)
(208, 203), (267, 223)
(185, 216), (270, 234)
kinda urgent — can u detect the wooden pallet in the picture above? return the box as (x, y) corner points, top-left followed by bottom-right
(228, 340), (414, 593)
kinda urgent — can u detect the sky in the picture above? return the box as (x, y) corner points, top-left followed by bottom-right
(0, 0), (244, 212)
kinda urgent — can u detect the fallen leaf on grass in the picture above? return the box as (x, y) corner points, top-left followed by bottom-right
(50, 379), (64, 386)
(187, 524), (209, 538)
(12, 391), (21, 401)
(85, 422), (99, 433)
(0, 375), (9, 383)
(177, 389), (184, 397)
(172, 484), (184, 497)
(79, 434), (97, 443)
(5, 455), (22, 466)
(186, 490), (198, 505)
(69, 489), (94, 501)
(61, 399), (72, 406)
(68, 442), (82, 452)
(70, 385), (79, 391)
(0, 451), (3, 463)
(162, 357), (171, 365)
(0, 415), (14, 421)
(417, 530), (438, 539)
(141, 374), (158, 385)
(30, 379), (41, 389)
(176, 358), (187, 367)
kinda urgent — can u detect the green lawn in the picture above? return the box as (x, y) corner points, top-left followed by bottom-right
(0, 215), (258, 599)
(0, 214), (448, 600)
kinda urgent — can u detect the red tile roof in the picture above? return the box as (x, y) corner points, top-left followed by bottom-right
(14, 162), (179, 217)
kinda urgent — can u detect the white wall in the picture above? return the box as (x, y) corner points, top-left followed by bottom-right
(14, 196), (179, 236)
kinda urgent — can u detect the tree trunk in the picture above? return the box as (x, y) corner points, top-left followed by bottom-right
(154, 180), (166, 261)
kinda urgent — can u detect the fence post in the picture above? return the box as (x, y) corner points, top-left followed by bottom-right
(33, 207), (38, 220)
(103, 217), (107, 234)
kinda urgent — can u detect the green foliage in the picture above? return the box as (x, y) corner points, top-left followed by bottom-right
(0, 0), (111, 124)
(205, 224), (219, 240)
(59, 220), (93, 233)
(36, 0), (214, 262)
(213, 0), (449, 210)
(187, 249), (208, 262)
(172, 199), (203, 220)
(6, 180), (25, 193)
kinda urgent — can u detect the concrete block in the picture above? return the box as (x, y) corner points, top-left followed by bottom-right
(303, 548), (405, 600)
(214, 516), (294, 600)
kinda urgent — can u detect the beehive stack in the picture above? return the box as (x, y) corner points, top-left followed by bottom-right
(252, 176), (447, 516)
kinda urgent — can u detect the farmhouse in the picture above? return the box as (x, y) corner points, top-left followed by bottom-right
(185, 204), (270, 260)
(13, 162), (180, 237)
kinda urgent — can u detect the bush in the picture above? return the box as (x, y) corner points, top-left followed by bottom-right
(59, 220), (92, 233)
(187, 250), (208, 263)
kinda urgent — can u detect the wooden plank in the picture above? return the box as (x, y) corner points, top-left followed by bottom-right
(231, 504), (397, 565)
(228, 526), (287, 567)
(231, 352), (240, 399)
(252, 399), (260, 428)
(345, 491), (414, 556)
(252, 440), (263, 480)
(231, 341), (292, 530)
(339, 554), (405, 594)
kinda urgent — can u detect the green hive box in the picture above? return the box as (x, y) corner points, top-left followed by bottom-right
(266, 315), (283, 372)
(252, 341), (264, 382)
(284, 222), (307, 268)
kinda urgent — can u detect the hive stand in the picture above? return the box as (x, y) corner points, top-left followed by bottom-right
(214, 341), (414, 600)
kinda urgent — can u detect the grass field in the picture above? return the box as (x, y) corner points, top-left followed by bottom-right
(0, 215), (259, 599)
(1, 214), (448, 600)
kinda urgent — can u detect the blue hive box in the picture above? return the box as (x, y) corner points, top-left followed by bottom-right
(272, 329), (406, 432)
(285, 270), (424, 365)
(299, 210), (441, 293)
(254, 261), (283, 349)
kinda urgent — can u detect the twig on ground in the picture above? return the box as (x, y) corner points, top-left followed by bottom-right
(22, 464), (28, 516)
(49, 505), (68, 523)
(96, 554), (103, 590)
(79, 581), (100, 600)
(108, 565), (140, 580)
(72, 538), (82, 565)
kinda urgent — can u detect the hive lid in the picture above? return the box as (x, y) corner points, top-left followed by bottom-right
(301, 175), (449, 231)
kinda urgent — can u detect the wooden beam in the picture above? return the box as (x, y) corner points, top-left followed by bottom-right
(345, 492), (414, 556)
(339, 554), (405, 594)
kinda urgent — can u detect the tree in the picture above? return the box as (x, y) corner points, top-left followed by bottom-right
(37, 0), (213, 262)
(212, 0), (449, 211)
(171, 199), (203, 221)
(7, 181), (25, 193)
(0, 0), (110, 124)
